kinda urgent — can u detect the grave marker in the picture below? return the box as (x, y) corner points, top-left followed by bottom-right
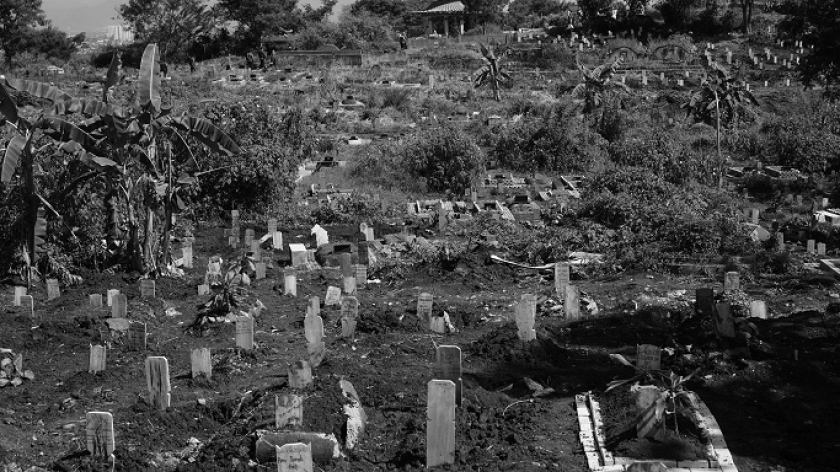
(751, 208), (759, 224)
(276, 443), (313, 472)
(307, 340), (326, 367)
(515, 294), (537, 342)
(13, 286), (26, 306)
(90, 294), (103, 307)
(807, 239), (815, 254)
(427, 380), (456, 468)
(636, 344), (661, 370)
(268, 218), (278, 234)
(311, 224), (329, 247)
(354, 264), (367, 289)
(198, 284), (211, 295)
(288, 360), (313, 388)
(111, 293), (128, 318)
(325, 286), (342, 306)
(273, 231), (283, 250)
(128, 322), (147, 350)
(236, 316), (255, 350)
(309, 296), (320, 317)
(818, 242), (826, 256)
(435, 346), (462, 406)
(723, 271), (740, 293)
(140, 279), (155, 299)
(47, 279), (60, 300)
(191, 348), (212, 379)
(275, 394), (303, 429)
(182, 244), (193, 269)
(245, 228), (255, 246)
(251, 240), (261, 259)
(341, 296), (359, 339)
(776, 232), (785, 251)
(86, 412), (115, 458)
(713, 302), (736, 338)
(280, 268), (296, 296)
(750, 300), (768, 319)
(89, 344), (106, 373)
(145, 356), (171, 410)
(565, 285), (580, 319)
(417, 293), (434, 321)
(255, 262), (267, 280)
(343, 275), (357, 295)
(554, 262), (570, 296)
(340, 253), (352, 277)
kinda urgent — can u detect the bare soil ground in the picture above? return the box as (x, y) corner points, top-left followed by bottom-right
(2, 224), (839, 472)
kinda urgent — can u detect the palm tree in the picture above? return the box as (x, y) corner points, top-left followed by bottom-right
(474, 42), (512, 101)
(683, 62), (758, 188)
(569, 55), (630, 116)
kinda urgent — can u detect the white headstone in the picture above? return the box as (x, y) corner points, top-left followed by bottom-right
(311, 224), (328, 247)
(145, 356), (171, 410)
(343, 276), (357, 295)
(47, 279), (60, 300)
(236, 316), (255, 350)
(276, 443), (313, 472)
(417, 293), (434, 321)
(191, 348), (212, 379)
(636, 344), (661, 370)
(112, 294), (127, 318)
(275, 395), (303, 429)
(515, 294), (537, 341)
(565, 285), (580, 319)
(90, 294), (103, 307)
(140, 279), (155, 299)
(325, 286), (342, 306)
(750, 300), (767, 319)
(89, 344), (106, 373)
(182, 245), (193, 269)
(723, 271), (740, 293)
(426, 380), (456, 468)
(273, 231), (283, 250)
(13, 286), (26, 306)
(284, 268), (297, 296)
(554, 262), (570, 296)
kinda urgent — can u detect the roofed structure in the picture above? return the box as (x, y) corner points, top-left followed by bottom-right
(414, 1), (467, 37)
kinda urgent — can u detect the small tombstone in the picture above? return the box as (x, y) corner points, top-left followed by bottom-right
(90, 294), (103, 307)
(288, 360), (313, 388)
(275, 394), (303, 429)
(255, 262), (267, 280)
(417, 293), (434, 322)
(307, 340), (326, 367)
(427, 380), (456, 468)
(340, 296), (360, 338)
(276, 443), (313, 472)
(311, 224), (329, 247)
(231, 209), (240, 222)
(713, 302), (736, 338)
(354, 265), (367, 289)
(235, 316), (255, 350)
(85, 412), (115, 458)
(777, 232), (785, 251)
(723, 271), (740, 293)
(554, 262), (570, 296)
(796, 194), (803, 205)
(228, 235), (237, 247)
(251, 240), (261, 259)
(565, 285), (580, 319)
(818, 242), (827, 256)
(244, 228), (255, 246)
(145, 356), (171, 410)
(182, 244), (193, 269)
(340, 253), (353, 277)
(435, 346), (462, 406)
(268, 218), (278, 234)
(89, 344), (107, 373)
(198, 284), (211, 295)
(13, 286), (26, 306)
(140, 279), (155, 299)
(128, 322), (147, 350)
(750, 300), (768, 319)
(284, 268), (297, 296)
(325, 286), (342, 306)
(272, 231), (283, 250)
(807, 239), (815, 254)
(191, 348), (212, 379)
(304, 312), (325, 344)
(515, 294), (537, 342)
(636, 344), (661, 370)
(47, 279), (60, 300)
(343, 276), (357, 295)
(309, 296), (320, 317)
(20, 295), (34, 320)
(750, 208), (759, 224)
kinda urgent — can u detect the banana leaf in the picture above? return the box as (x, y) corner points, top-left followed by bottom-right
(35, 117), (100, 151)
(53, 99), (118, 117)
(0, 81), (19, 123)
(138, 44), (161, 112)
(2, 135), (27, 183)
(4, 78), (72, 103)
(169, 116), (241, 155)
(104, 51), (122, 102)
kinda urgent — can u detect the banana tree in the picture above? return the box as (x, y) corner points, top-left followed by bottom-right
(570, 55), (630, 116)
(474, 42), (512, 101)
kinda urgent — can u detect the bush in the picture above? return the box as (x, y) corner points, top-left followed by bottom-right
(401, 126), (485, 195)
(608, 130), (715, 185)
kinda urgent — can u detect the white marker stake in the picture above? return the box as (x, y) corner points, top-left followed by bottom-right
(427, 380), (456, 468)
(89, 344), (107, 374)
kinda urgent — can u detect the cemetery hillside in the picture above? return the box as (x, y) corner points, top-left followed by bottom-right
(3, 0), (840, 471)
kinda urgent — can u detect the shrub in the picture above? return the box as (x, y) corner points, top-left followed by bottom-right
(608, 131), (715, 185)
(401, 126), (485, 195)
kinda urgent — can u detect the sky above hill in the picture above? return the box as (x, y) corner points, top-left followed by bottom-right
(42, 0), (351, 34)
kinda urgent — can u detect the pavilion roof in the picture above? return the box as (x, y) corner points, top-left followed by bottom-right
(414, 1), (466, 15)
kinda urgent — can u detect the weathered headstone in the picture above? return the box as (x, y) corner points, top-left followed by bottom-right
(128, 322), (147, 350)
(342, 275), (357, 295)
(818, 242), (827, 256)
(554, 262), (570, 297)
(251, 240), (261, 259)
(435, 346), (462, 406)
(275, 394), (303, 429)
(198, 284), (211, 295)
(723, 271), (740, 293)
(776, 232), (785, 251)
(750, 300), (768, 319)
(354, 265), (367, 289)
(284, 268), (297, 296)
(750, 208), (759, 224)
(276, 443), (313, 472)
(515, 294), (537, 342)
(417, 293), (434, 322)
(236, 316), (255, 350)
(340, 296), (359, 339)
(145, 356), (171, 410)
(255, 262), (267, 280)
(340, 253), (353, 277)
(90, 294), (103, 308)
(191, 348), (212, 380)
(307, 340), (326, 367)
(311, 224), (328, 247)
(325, 286), (341, 306)
(106, 289), (119, 307)
(140, 279), (155, 299)
(86, 412), (115, 458)
(47, 279), (60, 300)
(245, 228), (255, 246)
(565, 285), (580, 319)
(713, 302), (736, 338)
(305, 310), (326, 366)
(89, 344), (106, 373)
(288, 360), (313, 389)
(807, 239), (815, 254)
(182, 244), (193, 269)
(427, 380), (456, 468)
(309, 296), (320, 317)
(13, 286), (26, 306)
(636, 344), (661, 370)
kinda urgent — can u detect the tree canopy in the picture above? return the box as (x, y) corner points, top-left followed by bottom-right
(787, 0), (840, 92)
(118, 0), (216, 62)
(0, 0), (47, 68)
(219, 0), (336, 47)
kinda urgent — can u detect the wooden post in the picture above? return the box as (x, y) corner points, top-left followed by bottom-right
(182, 243), (193, 269)
(145, 356), (171, 410)
(427, 380), (456, 468)
(515, 294), (537, 341)
(191, 348), (212, 379)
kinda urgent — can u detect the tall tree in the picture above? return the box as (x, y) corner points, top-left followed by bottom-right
(118, 0), (215, 62)
(789, 0), (840, 94)
(737, 0), (753, 34)
(219, 0), (336, 46)
(0, 0), (47, 69)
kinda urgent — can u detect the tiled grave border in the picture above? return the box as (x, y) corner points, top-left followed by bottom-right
(576, 391), (737, 472)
